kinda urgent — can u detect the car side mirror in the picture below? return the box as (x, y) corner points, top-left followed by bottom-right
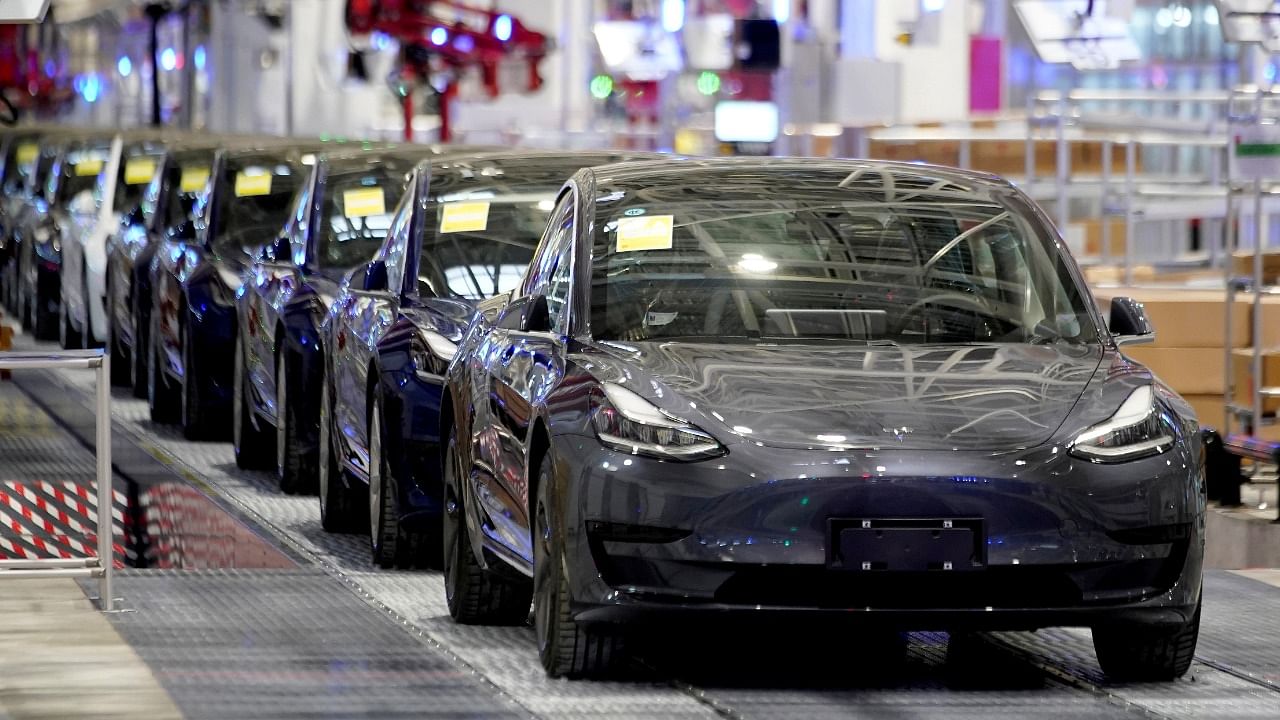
(360, 259), (389, 292)
(1109, 296), (1155, 346)
(521, 294), (552, 333)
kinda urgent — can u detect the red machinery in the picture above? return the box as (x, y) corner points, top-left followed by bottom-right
(345, 0), (551, 141)
(0, 23), (74, 125)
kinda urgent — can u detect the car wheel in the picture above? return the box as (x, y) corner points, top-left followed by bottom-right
(1093, 594), (1201, 682)
(83, 274), (103, 350)
(131, 301), (149, 399)
(276, 348), (316, 495)
(33, 284), (57, 341)
(58, 296), (82, 350)
(179, 320), (215, 440)
(533, 453), (625, 678)
(106, 281), (131, 386)
(319, 375), (363, 533)
(233, 334), (275, 469)
(147, 320), (179, 424)
(368, 392), (402, 568)
(442, 425), (532, 624)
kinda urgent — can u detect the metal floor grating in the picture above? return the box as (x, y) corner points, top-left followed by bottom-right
(86, 568), (526, 720)
(10, 332), (1280, 720)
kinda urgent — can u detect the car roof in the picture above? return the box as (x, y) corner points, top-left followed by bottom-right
(417, 149), (670, 190)
(582, 156), (1013, 192)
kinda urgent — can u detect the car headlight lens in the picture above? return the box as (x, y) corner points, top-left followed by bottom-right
(591, 382), (725, 461)
(1068, 385), (1174, 463)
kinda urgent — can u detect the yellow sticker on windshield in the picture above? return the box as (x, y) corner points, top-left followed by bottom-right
(440, 201), (490, 233)
(124, 158), (157, 185)
(15, 143), (38, 166)
(74, 159), (104, 177)
(343, 187), (386, 218)
(616, 215), (674, 252)
(180, 166), (210, 193)
(235, 171), (273, 197)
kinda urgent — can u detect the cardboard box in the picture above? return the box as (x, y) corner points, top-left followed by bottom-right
(1231, 348), (1280, 413)
(1084, 265), (1156, 285)
(1231, 250), (1280, 284)
(1092, 288), (1251, 348)
(1125, 347), (1226, 395)
(1078, 218), (1127, 258)
(1182, 394), (1228, 429)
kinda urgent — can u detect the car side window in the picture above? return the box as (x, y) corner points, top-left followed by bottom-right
(382, 182), (415, 293)
(522, 193), (575, 334)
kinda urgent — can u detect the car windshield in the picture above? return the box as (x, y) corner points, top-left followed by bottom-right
(156, 155), (213, 231)
(210, 154), (305, 256)
(317, 167), (407, 269)
(112, 150), (165, 211)
(1, 139), (38, 195)
(59, 146), (110, 204)
(589, 167), (1099, 345)
(417, 193), (548, 301)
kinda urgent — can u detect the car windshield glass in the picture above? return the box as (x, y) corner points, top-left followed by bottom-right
(1, 139), (37, 195)
(417, 192), (548, 301)
(32, 151), (57, 199)
(317, 167), (406, 269)
(160, 157), (213, 231)
(60, 147), (110, 204)
(589, 167), (1099, 345)
(113, 150), (165, 211)
(211, 155), (304, 256)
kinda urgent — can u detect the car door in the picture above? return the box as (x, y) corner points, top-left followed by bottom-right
(334, 176), (416, 479)
(247, 169), (315, 417)
(476, 192), (577, 564)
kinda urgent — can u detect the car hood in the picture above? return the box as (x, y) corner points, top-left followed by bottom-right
(583, 340), (1104, 451)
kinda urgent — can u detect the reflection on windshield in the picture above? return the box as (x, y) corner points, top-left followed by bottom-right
(590, 170), (1097, 346)
(211, 158), (304, 256)
(319, 169), (406, 269)
(417, 196), (546, 301)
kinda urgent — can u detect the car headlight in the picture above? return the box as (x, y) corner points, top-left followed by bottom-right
(591, 382), (725, 461)
(1068, 385), (1174, 463)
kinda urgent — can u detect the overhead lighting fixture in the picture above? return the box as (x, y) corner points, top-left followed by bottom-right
(662, 0), (685, 33)
(116, 56), (132, 77)
(493, 14), (513, 42)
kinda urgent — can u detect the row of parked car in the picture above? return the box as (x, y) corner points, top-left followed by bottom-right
(0, 124), (1205, 681)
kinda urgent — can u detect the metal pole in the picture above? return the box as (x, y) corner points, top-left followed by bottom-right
(1055, 98), (1070, 243)
(1101, 138), (1112, 261)
(1253, 176), (1265, 437)
(1124, 140), (1136, 285)
(1025, 93), (1036, 185)
(1225, 145), (1236, 436)
(96, 354), (113, 612)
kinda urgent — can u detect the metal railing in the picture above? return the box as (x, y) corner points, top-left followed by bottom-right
(0, 349), (115, 610)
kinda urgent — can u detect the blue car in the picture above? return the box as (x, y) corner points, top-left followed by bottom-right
(147, 141), (322, 438)
(233, 145), (484, 490)
(319, 150), (661, 568)
(106, 139), (224, 394)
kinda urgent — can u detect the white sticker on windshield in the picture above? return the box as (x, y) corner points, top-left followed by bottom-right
(616, 215), (673, 252)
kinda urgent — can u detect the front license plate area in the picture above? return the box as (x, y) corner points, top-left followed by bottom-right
(829, 518), (985, 571)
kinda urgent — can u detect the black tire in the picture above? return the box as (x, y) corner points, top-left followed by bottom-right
(59, 296), (82, 350)
(106, 287), (131, 386)
(83, 274), (103, 350)
(33, 285), (57, 341)
(233, 334), (275, 469)
(442, 425), (532, 625)
(131, 296), (148, 399)
(1093, 596), (1201, 682)
(179, 319), (214, 440)
(276, 346), (316, 495)
(319, 375), (363, 533)
(534, 453), (625, 678)
(147, 319), (179, 424)
(368, 392), (401, 567)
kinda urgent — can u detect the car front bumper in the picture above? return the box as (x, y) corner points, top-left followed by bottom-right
(555, 437), (1205, 629)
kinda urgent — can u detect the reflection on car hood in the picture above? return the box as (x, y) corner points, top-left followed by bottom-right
(586, 341), (1104, 451)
